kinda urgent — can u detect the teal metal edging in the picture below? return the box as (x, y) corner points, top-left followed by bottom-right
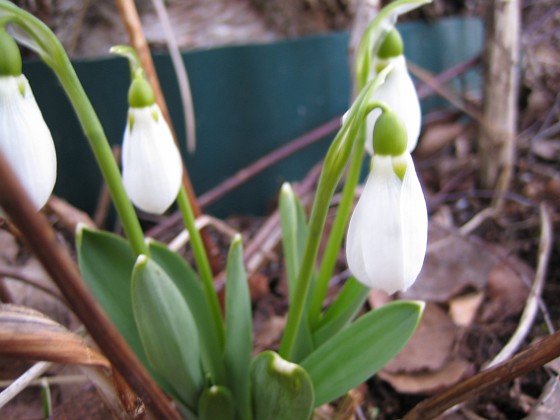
(22, 17), (482, 217)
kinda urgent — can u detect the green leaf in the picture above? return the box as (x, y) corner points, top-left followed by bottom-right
(198, 385), (235, 420)
(251, 351), (314, 420)
(313, 277), (369, 347)
(76, 227), (145, 362)
(279, 183), (308, 301)
(131, 255), (203, 410)
(148, 239), (225, 385)
(279, 184), (315, 363)
(223, 235), (253, 420)
(301, 301), (424, 406)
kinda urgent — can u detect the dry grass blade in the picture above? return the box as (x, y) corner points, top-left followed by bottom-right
(0, 304), (109, 369)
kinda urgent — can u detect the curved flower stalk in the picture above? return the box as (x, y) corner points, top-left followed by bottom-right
(355, 0), (432, 91)
(346, 111), (427, 294)
(115, 46), (183, 215)
(0, 27), (56, 212)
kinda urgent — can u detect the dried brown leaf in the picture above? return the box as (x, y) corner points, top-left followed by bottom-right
(0, 304), (109, 368)
(449, 292), (484, 327)
(384, 303), (456, 374)
(379, 358), (474, 395)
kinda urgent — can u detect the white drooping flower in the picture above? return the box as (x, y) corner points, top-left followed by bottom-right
(0, 74), (57, 211)
(122, 103), (182, 215)
(365, 55), (421, 154)
(346, 111), (427, 294)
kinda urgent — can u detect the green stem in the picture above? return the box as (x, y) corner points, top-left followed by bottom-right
(308, 131), (367, 328)
(176, 187), (224, 343)
(0, 1), (148, 256)
(60, 69), (148, 256)
(308, 100), (390, 327)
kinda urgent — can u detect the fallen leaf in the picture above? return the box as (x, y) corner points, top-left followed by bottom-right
(379, 358), (474, 395)
(383, 303), (456, 374)
(449, 292), (484, 327)
(0, 304), (109, 368)
(402, 224), (493, 302)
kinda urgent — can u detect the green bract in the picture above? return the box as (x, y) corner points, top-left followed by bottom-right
(0, 27), (21, 76)
(373, 110), (408, 156)
(377, 28), (404, 59)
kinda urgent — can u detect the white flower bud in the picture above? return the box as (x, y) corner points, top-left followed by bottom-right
(122, 104), (182, 214)
(0, 75), (57, 211)
(366, 56), (421, 154)
(346, 153), (427, 294)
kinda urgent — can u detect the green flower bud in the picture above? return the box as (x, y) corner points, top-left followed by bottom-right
(377, 29), (404, 60)
(372, 110), (407, 157)
(0, 28), (22, 76)
(127, 74), (155, 108)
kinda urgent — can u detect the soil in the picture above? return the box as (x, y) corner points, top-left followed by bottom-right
(2, 0), (560, 419)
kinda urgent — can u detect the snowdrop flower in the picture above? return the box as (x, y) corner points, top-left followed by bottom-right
(122, 75), (182, 215)
(366, 29), (421, 154)
(0, 28), (56, 212)
(346, 110), (427, 294)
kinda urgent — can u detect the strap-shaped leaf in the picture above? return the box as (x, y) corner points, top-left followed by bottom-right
(313, 277), (369, 347)
(148, 239), (225, 385)
(279, 183), (308, 300)
(198, 385), (235, 420)
(251, 351), (314, 420)
(279, 184), (315, 362)
(301, 300), (424, 406)
(131, 255), (203, 410)
(76, 227), (145, 363)
(223, 235), (253, 420)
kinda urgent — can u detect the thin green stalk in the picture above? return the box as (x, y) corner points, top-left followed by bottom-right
(0, 1), (147, 256)
(308, 132), (366, 328)
(278, 79), (391, 360)
(308, 101), (389, 327)
(58, 69), (148, 256)
(176, 187), (225, 344)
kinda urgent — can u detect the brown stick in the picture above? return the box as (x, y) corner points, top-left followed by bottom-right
(0, 153), (181, 419)
(402, 331), (560, 420)
(114, 0), (220, 272)
(477, 0), (520, 196)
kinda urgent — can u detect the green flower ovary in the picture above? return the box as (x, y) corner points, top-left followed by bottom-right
(377, 28), (404, 60)
(128, 74), (155, 108)
(0, 27), (22, 77)
(373, 110), (408, 157)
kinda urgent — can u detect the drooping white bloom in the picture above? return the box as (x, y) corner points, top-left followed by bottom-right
(0, 75), (57, 211)
(365, 56), (421, 154)
(346, 153), (427, 294)
(122, 104), (182, 214)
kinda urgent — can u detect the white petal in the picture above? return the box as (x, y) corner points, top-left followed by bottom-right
(366, 56), (421, 154)
(346, 155), (405, 293)
(122, 105), (182, 214)
(0, 75), (57, 211)
(398, 154), (428, 290)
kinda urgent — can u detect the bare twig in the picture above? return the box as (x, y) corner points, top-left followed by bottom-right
(485, 204), (553, 368)
(403, 330), (560, 420)
(0, 361), (52, 408)
(151, 0), (197, 153)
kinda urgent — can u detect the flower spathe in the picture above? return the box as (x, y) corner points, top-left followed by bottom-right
(122, 104), (182, 215)
(0, 74), (57, 211)
(345, 153), (427, 294)
(365, 55), (421, 154)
